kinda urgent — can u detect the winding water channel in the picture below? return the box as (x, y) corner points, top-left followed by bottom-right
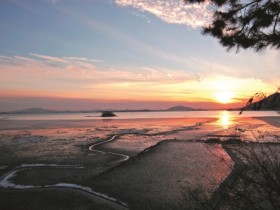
(0, 134), (130, 208)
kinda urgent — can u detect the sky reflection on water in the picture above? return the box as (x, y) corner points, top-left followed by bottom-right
(0, 111), (279, 121)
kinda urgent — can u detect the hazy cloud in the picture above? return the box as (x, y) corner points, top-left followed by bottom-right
(50, 0), (58, 3)
(30, 53), (67, 63)
(62, 57), (104, 63)
(0, 54), (194, 83)
(115, 0), (212, 28)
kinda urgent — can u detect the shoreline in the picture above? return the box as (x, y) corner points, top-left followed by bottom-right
(0, 117), (217, 130)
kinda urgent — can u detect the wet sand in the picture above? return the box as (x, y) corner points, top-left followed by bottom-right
(0, 188), (129, 210)
(91, 141), (234, 210)
(0, 116), (279, 209)
(255, 116), (280, 127)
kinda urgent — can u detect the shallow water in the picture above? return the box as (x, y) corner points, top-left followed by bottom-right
(0, 110), (279, 120)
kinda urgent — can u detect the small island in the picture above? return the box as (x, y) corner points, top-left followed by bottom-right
(100, 111), (116, 117)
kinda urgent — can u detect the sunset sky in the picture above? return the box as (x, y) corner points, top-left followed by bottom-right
(0, 0), (279, 111)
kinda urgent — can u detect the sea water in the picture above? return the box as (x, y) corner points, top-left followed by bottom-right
(0, 110), (279, 121)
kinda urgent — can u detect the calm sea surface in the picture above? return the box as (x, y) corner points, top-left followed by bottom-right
(0, 111), (279, 121)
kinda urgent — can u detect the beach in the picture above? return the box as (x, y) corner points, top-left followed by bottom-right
(2, 0), (280, 208)
(0, 112), (280, 209)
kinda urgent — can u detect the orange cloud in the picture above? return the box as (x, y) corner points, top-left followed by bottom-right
(0, 54), (276, 105)
(115, 0), (212, 28)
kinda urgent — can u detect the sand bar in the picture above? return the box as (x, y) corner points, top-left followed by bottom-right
(91, 141), (234, 210)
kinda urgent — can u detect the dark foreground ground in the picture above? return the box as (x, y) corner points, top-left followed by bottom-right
(0, 116), (279, 210)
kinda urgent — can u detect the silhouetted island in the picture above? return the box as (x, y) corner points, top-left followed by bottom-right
(101, 111), (116, 117)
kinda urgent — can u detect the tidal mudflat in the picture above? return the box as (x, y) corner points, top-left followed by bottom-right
(0, 115), (279, 210)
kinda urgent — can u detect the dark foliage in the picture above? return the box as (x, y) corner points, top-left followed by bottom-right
(185, 0), (280, 52)
(186, 144), (280, 209)
(220, 145), (280, 209)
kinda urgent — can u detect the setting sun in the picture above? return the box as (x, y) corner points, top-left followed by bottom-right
(212, 79), (236, 104)
(215, 91), (234, 104)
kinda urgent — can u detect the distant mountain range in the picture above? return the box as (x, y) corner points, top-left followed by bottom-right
(243, 92), (280, 110)
(2, 94), (279, 115)
(166, 106), (197, 111)
(0, 108), (79, 114)
(0, 106), (201, 114)
(15, 108), (59, 113)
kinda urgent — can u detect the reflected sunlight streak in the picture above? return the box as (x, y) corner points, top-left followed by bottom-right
(219, 111), (233, 129)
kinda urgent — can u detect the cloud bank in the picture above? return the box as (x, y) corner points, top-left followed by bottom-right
(0, 53), (197, 101)
(115, 0), (212, 27)
(0, 53), (274, 105)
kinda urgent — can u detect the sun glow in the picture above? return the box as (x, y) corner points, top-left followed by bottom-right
(213, 79), (235, 104)
(214, 91), (234, 104)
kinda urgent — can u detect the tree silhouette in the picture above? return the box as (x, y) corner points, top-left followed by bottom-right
(185, 0), (280, 52)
